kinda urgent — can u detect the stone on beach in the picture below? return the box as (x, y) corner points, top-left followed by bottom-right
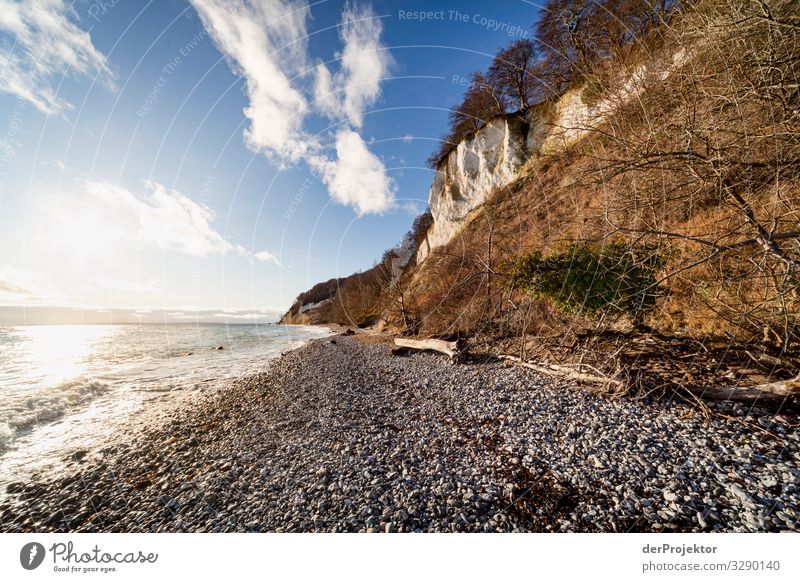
(0, 335), (797, 533)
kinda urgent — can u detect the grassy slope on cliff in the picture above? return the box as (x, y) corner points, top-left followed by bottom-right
(282, 1), (800, 389)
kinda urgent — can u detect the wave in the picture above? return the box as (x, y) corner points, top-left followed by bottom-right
(0, 325), (331, 458)
(0, 378), (111, 453)
(0, 422), (13, 455)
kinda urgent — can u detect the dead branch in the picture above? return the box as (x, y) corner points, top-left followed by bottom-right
(498, 354), (624, 389)
(394, 338), (462, 360)
(695, 374), (800, 402)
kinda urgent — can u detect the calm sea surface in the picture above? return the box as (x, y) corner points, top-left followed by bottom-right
(0, 323), (329, 489)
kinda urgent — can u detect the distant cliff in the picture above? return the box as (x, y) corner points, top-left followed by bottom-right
(280, 278), (341, 325)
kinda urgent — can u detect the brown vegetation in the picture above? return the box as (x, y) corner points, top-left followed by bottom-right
(428, 0), (689, 167)
(281, 212), (433, 329)
(284, 0), (800, 402)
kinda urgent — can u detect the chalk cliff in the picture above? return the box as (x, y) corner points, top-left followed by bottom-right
(417, 47), (685, 264)
(282, 48), (686, 325)
(417, 114), (530, 263)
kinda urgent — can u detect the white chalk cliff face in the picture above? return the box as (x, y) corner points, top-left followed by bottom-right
(417, 50), (686, 264)
(417, 115), (529, 263)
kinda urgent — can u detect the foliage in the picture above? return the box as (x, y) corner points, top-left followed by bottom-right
(410, 211), (433, 249)
(535, 0), (686, 90)
(503, 241), (668, 322)
(426, 72), (506, 168)
(487, 40), (539, 110)
(287, 0), (800, 349)
(428, 1), (687, 168)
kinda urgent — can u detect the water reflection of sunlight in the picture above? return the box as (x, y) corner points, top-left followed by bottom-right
(21, 325), (114, 386)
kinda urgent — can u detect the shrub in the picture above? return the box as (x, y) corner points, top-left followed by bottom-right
(503, 241), (668, 323)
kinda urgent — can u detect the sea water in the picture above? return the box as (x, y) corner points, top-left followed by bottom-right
(0, 323), (329, 490)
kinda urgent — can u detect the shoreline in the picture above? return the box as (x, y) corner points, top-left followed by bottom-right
(0, 333), (797, 532)
(0, 324), (331, 494)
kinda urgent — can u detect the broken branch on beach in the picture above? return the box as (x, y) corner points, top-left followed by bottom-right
(697, 375), (800, 402)
(499, 354), (624, 389)
(501, 353), (798, 403)
(393, 338), (462, 360)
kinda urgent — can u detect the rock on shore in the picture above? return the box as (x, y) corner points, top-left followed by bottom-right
(0, 335), (797, 532)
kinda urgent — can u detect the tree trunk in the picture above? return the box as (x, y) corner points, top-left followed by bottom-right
(394, 338), (462, 360)
(696, 375), (800, 402)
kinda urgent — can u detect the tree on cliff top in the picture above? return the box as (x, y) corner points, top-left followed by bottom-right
(534, 0), (687, 91)
(427, 71), (506, 167)
(487, 39), (539, 110)
(427, 0), (687, 168)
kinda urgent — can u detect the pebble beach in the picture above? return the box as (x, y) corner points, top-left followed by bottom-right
(1, 333), (798, 533)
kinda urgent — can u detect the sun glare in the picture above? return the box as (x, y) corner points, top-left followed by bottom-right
(20, 325), (114, 387)
(50, 210), (115, 265)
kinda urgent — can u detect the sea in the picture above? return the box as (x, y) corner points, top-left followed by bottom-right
(0, 323), (330, 492)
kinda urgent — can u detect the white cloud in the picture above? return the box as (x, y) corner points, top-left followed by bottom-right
(233, 244), (282, 267)
(306, 4), (394, 214)
(82, 180), (284, 266)
(313, 62), (337, 118)
(192, 0), (395, 215)
(0, 265), (63, 304)
(85, 180), (233, 257)
(314, 3), (389, 127)
(0, 0), (113, 114)
(190, 0), (312, 163)
(0, 268), (37, 300)
(253, 250), (282, 267)
(311, 129), (395, 216)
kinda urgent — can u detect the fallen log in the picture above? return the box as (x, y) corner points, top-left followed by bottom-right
(696, 375), (800, 402)
(501, 354), (798, 402)
(499, 355), (623, 389)
(394, 338), (462, 360)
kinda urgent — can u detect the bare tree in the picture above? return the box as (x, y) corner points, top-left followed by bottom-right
(429, 71), (506, 167)
(535, 0), (602, 85)
(488, 39), (539, 110)
(581, 0), (800, 346)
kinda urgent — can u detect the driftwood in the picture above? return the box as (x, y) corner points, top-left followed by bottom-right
(394, 338), (462, 360)
(696, 375), (800, 402)
(501, 354), (798, 402)
(499, 355), (624, 389)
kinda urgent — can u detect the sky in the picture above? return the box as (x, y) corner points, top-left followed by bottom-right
(0, 0), (541, 324)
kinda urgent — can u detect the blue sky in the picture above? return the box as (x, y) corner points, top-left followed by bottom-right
(0, 0), (541, 323)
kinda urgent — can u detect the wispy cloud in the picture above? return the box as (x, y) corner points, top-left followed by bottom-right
(310, 129), (395, 216)
(86, 180), (234, 257)
(253, 249), (283, 267)
(0, 265), (63, 304)
(310, 3), (395, 215)
(314, 3), (390, 128)
(84, 180), (282, 264)
(191, 0), (395, 215)
(0, 0), (113, 114)
(190, 0), (312, 163)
